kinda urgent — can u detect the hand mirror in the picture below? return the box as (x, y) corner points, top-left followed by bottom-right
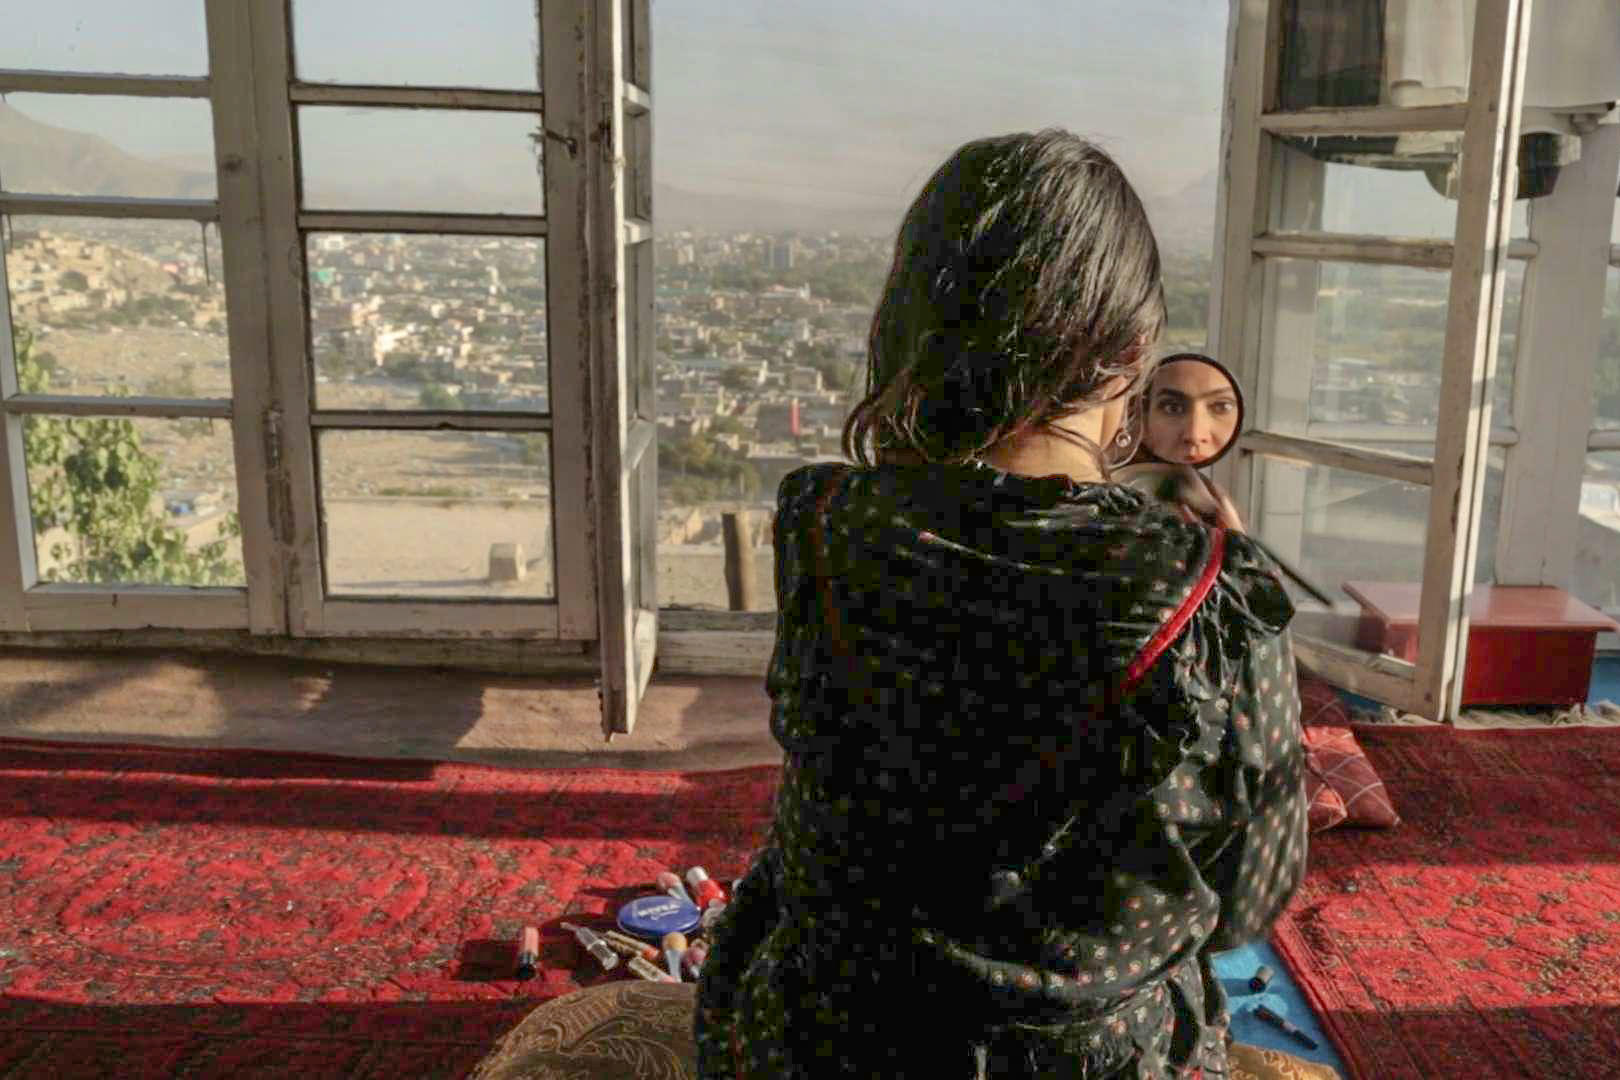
(1111, 353), (1334, 607)
(1127, 353), (1244, 469)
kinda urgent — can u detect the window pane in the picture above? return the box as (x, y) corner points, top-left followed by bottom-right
(291, 0), (540, 91)
(307, 233), (546, 411)
(1254, 449), (1504, 647)
(0, 2), (206, 75)
(297, 107), (544, 216)
(6, 217), (230, 397)
(318, 430), (553, 599)
(23, 414), (242, 586)
(1261, 259), (1520, 440)
(1270, 136), (1528, 241)
(1575, 452), (1620, 613)
(0, 95), (216, 200)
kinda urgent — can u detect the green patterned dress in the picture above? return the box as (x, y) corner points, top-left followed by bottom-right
(695, 461), (1307, 1079)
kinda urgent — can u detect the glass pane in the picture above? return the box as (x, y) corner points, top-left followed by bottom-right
(1598, 266), (1620, 432)
(1271, 136), (1528, 240)
(307, 233), (546, 411)
(1575, 452), (1620, 612)
(318, 430), (554, 598)
(291, 0), (539, 90)
(1254, 449), (1504, 647)
(23, 414), (242, 586)
(1261, 258), (1519, 441)
(6, 217), (230, 397)
(297, 108), (544, 216)
(0, 95), (216, 200)
(0, 2), (206, 75)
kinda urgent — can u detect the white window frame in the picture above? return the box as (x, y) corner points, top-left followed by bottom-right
(1210, 0), (1538, 722)
(0, 0), (661, 734)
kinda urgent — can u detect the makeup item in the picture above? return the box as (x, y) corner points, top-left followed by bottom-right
(617, 895), (702, 943)
(602, 928), (661, 963)
(1249, 965), (1274, 993)
(656, 870), (694, 906)
(683, 939), (708, 978)
(515, 926), (540, 980)
(1254, 1005), (1318, 1051)
(559, 921), (620, 972)
(685, 867), (726, 909)
(662, 931), (688, 981)
(627, 954), (679, 983)
(731, 879), (742, 897)
(699, 899), (727, 932)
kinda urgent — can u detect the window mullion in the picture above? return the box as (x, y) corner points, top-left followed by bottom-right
(0, 231), (35, 628)
(542, 0), (597, 642)
(203, 0), (289, 635)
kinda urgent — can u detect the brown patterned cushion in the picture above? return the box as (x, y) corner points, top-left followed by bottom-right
(467, 981), (1342, 1080)
(1230, 1041), (1345, 1079)
(468, 981), (698, 1080)
(1302, 724), (1402, 828)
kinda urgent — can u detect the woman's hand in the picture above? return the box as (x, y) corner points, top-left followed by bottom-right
(1201, 474), (1246, 533)
(1168, 468), (1245, 533)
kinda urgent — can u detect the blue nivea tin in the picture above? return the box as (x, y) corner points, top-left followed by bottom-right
(617, 895), (702, 941)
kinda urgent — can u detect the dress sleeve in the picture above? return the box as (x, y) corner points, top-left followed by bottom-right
(1170, 532), (1308, 952)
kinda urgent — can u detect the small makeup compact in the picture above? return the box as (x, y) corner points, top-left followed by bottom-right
(617, 895), (702, 942)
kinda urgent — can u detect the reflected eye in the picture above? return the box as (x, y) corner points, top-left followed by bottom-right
(1157, 399), (1185, 417)
(1210, 400), (1236, 416)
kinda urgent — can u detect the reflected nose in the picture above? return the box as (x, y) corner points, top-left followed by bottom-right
(1183, 410), (1211, 453)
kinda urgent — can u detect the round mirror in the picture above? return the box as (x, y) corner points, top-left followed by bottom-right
(1129, 353), (1244, 469)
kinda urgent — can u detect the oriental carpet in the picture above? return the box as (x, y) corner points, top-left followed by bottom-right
(1270, 725), (1620, 1079)
(0, 738), (778, 1078)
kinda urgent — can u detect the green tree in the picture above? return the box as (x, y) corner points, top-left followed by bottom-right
(58, 270), (90, 293)
(418, 383), (463, 410)
(15, 326), (242, 585)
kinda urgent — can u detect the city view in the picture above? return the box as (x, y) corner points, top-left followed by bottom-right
(2, 0), (1619, 617)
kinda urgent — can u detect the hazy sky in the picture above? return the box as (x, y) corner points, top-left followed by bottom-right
(1, 0), (1231, 219)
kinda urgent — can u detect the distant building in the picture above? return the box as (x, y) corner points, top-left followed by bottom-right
(755, 401), (802, 442)
(787, 366), (823, 393)
(769, 239), (796, 271)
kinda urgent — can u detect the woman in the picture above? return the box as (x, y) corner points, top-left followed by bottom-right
(694, 130), (1307, 1078)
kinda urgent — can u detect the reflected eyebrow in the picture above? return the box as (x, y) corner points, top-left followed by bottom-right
(1155, 388), (1238, 402)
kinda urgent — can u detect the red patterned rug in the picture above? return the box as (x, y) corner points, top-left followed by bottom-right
(1272, 725), (1620, 1079)
(0, 738), (779, 1078)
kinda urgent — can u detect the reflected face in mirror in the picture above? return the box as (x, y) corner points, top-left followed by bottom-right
(1142, 357), (1242, 467)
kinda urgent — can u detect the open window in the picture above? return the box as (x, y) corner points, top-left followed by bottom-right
(0, 0), (657, 738)
(1211, 0), (1619, 720)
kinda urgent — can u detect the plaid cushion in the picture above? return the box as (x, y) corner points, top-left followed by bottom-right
(1297, 672), (1350, 728)
(1301, 725), (1401, 828)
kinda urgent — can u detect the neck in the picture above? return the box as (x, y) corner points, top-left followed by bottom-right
(982, 410), (1112, 485)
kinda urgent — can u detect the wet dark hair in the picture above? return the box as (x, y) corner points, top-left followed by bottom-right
(842, 129), (1167, 474)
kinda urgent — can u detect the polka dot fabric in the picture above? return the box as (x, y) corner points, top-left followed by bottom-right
(694, 462), (1308, 1079)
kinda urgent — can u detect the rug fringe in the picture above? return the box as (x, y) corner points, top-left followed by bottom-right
(1349, 700), (1620, 729)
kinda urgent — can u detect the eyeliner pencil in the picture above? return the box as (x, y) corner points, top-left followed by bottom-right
(1254, 1004), (1319, 1051)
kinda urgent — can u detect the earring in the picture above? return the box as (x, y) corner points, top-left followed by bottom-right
(1114, 429), (1133, 447)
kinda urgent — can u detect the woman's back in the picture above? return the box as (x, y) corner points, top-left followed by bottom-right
(694, 461), (1306, 1078)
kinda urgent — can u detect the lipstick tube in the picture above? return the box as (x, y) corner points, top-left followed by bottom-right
(685, 867), (726, 909)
